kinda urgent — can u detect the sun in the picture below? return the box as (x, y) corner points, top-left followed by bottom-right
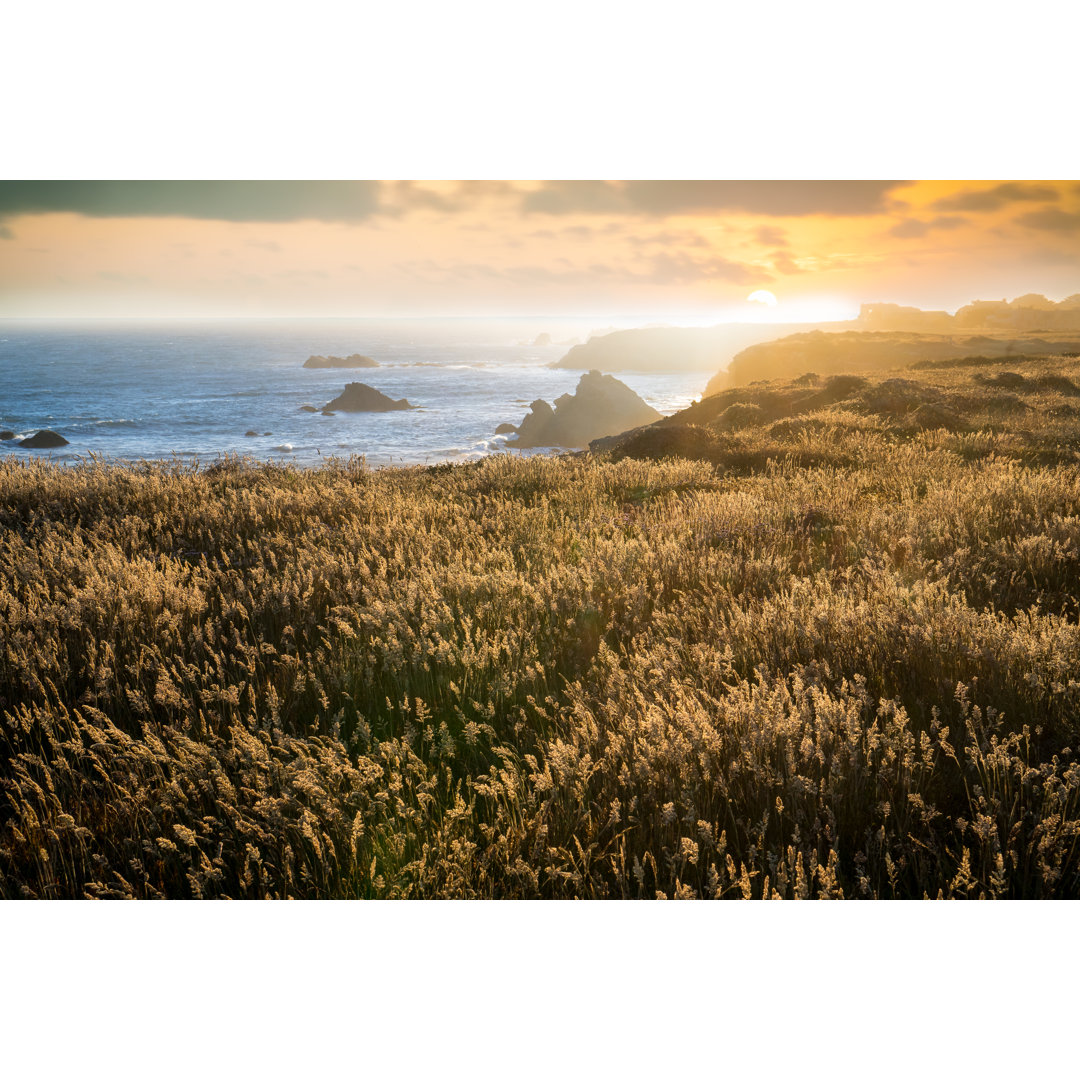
(747, 290), (779, 307)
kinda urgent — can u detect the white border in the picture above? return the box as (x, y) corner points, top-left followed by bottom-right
(3, 2), (1078, 1074)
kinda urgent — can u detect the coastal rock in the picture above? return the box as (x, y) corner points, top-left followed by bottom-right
(510, 370), (662, 449)
(303, 354), (379, 369)
(299, 404), (319, 413)
(244, 430), (259, 437)
(18, 429), (69, 449)
(324, 383), (414, 412)
(494, 422), (517, 435)
(0, 430), (15, 440)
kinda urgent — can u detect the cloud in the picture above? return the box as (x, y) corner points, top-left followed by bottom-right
(381, 181), (460, 215)
(625, 229), (708, 249)
(521, 182), (629, 215)
(522, 180), (906, 217)
(931, 182), (1059, 213)
(770, 250), (801, 274)
(378, 181), (523, 217)
(754, 225), (788, 247)
(0, 181), (382, 224)
(1027, 246), (1080, 269)
(1015, 207), (1080, 234)
(889, 215), (968, 238)
(642, 251), (762, 285)
(0, 179), (914, 230)
(396, 249), (760, 288)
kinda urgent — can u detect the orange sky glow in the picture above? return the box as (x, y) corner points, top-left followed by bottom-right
(1, 180), (1077, 320)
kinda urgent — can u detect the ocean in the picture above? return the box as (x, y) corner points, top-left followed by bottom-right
(0, 318), (708, 468)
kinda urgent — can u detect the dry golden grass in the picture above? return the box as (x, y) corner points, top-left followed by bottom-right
(3, 353), (1080, 897)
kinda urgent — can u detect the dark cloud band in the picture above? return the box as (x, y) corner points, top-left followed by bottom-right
(0, 181), (382, 223)
(1016, 207), (1080, 234)
(931, 182), (1059, 213)
(0, 180), (911, 224)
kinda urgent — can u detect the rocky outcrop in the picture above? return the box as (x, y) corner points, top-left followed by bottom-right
(304, 354), (379, 368)
(324, 383), (414, 412)
(954, 296), (1080, 331)
(857, 303), (956, 333)
(494, 422), (517, 435)
(18, 430), (69, 449)
(509, 370), (662, 448)
(0, 430), (15, 441)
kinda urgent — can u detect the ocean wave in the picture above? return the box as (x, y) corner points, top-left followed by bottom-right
(430, 433), (518, 462)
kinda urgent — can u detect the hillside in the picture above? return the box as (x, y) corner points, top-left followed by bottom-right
(599, 350), (1080, 471)
(3, 351), (1080, 898)
(705, 330), (1080, 393)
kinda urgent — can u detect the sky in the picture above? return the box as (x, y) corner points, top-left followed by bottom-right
(1, 180), (1078, 321)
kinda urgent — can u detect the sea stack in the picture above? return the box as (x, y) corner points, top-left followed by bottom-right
(324, 383), (415, 412)
(509, 370), (662, 448)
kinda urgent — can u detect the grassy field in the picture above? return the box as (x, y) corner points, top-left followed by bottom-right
(3, 353), (1080, 898)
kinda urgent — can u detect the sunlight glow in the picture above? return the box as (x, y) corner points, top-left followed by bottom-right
(747, 290), (779, 307)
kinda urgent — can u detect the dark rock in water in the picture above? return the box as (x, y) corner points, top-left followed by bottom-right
(0, 430), (15, 441)
(304, 354), (379, 369)
(321, 409), (336, 417)
(299, 404), (319, 413)
(19, 429), (69, 449)
(324, 382), (414, 412)
(244, 430), (259, 437)
(494, 422), (517, 435)
(263, 432), (272, 436)
(510, 370), (662, 449)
